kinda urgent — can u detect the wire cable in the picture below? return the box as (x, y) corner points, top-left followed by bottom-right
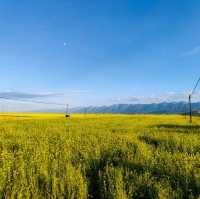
(191, 77), (200, 96)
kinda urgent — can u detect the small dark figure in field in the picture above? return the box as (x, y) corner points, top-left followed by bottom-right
(65, 114), (70, 118)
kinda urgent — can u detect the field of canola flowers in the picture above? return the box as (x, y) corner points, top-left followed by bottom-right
(0, 113), (199, 199)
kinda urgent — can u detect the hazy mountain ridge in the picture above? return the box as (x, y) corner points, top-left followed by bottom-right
(69, 102), (200, 114)
(30, 102), (200, 114)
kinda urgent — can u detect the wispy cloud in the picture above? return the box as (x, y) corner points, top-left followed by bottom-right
(0, 89), (92, 112)
(182, 46), (200, 56)
(0, 89), (91, 100)
(0, 91), (59, 100)
(112, 92), (200, 104)
(65, 90), (91, 94)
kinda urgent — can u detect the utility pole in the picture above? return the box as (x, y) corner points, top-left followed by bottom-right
(185, 103), (187, 120)
(65, 104), (70, 118)
(189, 95), (192, 123)
(188, 77), (200, 123)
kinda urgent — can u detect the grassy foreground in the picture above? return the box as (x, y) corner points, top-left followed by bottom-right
(0, 114), (199, 199)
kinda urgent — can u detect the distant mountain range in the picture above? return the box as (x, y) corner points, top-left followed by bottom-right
(31, 102), (200, 114)
(69, 102), (200, 114)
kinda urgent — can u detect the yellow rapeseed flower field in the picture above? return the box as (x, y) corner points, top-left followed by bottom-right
(0, 113), (199, 198)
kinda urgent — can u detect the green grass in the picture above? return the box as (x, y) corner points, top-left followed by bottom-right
(0, 114), (199, 199)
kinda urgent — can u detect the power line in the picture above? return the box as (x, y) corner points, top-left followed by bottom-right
(191, 77), (200, 96)
(0, 96), (71, 117)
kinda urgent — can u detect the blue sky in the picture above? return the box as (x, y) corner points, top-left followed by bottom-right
(0, 0), (200, 109)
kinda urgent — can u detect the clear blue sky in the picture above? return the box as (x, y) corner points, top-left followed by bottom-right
(0, 0), (200, 108)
